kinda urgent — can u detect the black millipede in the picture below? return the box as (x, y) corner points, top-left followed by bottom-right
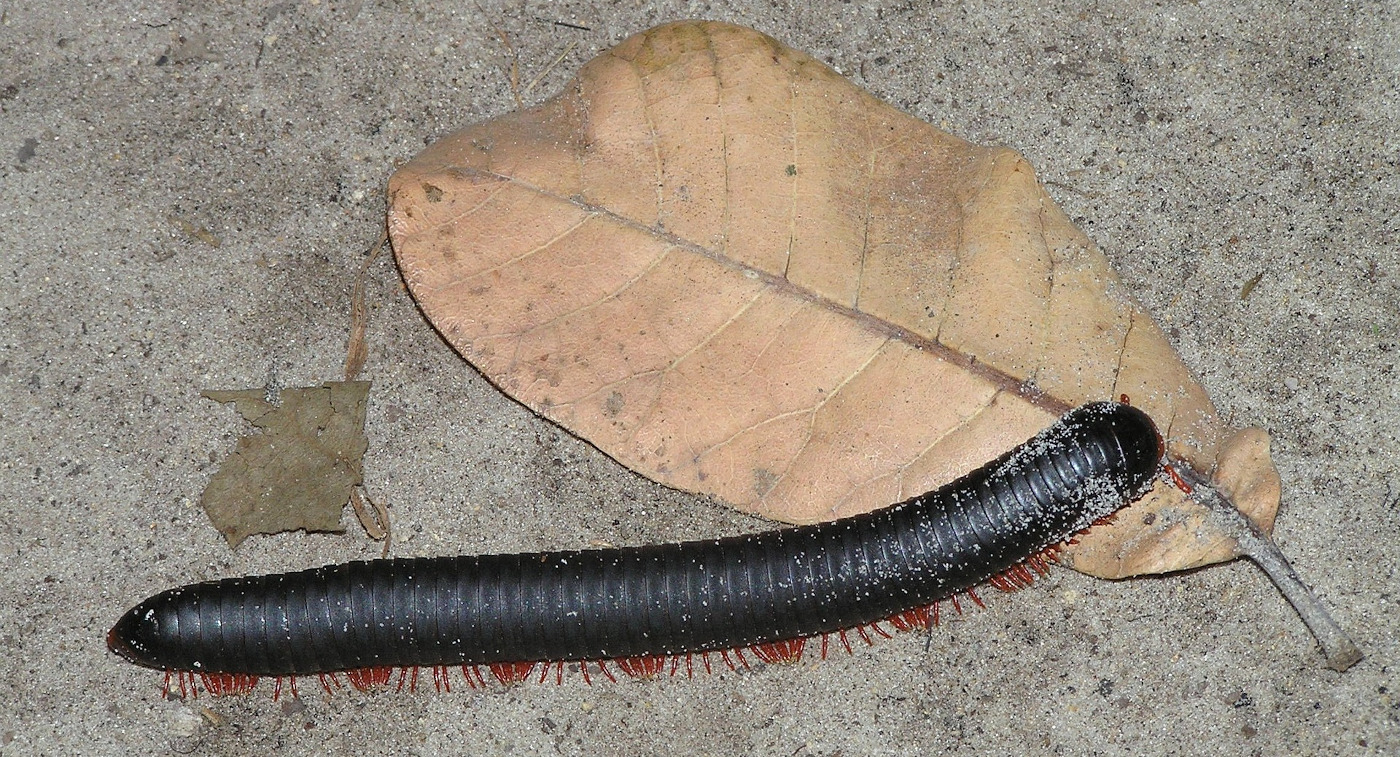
(107, 401), (1163, 697)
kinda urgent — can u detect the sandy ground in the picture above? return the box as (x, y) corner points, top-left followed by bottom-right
(2, 1), (1396, 755)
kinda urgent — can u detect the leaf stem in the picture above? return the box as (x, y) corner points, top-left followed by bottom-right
(1175, 464), (1363, 672)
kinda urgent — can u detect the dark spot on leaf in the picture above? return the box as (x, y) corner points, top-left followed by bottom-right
(753, 468), (779, 498)
(422, 183), (444, 202)
(604, 391), (625, 417)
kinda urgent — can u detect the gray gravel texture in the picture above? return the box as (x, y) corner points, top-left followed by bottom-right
(2, 1), (1396, 755)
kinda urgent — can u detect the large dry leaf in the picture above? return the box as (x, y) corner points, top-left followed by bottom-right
(386, 21), (1281, 579)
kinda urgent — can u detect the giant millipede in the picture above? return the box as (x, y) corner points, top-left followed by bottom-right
(108, 401), (1163, 697)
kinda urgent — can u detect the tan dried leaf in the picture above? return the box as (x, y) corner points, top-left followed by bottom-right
(386, 21), (1280, 578)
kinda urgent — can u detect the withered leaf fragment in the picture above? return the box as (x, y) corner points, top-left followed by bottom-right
(200, 381), (370, 547)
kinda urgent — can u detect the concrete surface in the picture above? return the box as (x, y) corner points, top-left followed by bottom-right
(1, 1), (1395, 755)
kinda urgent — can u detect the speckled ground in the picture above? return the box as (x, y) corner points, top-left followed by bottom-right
(2, 2), (1395, 755)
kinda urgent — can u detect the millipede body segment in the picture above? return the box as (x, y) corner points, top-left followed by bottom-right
(108, 402), (1162, 694)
